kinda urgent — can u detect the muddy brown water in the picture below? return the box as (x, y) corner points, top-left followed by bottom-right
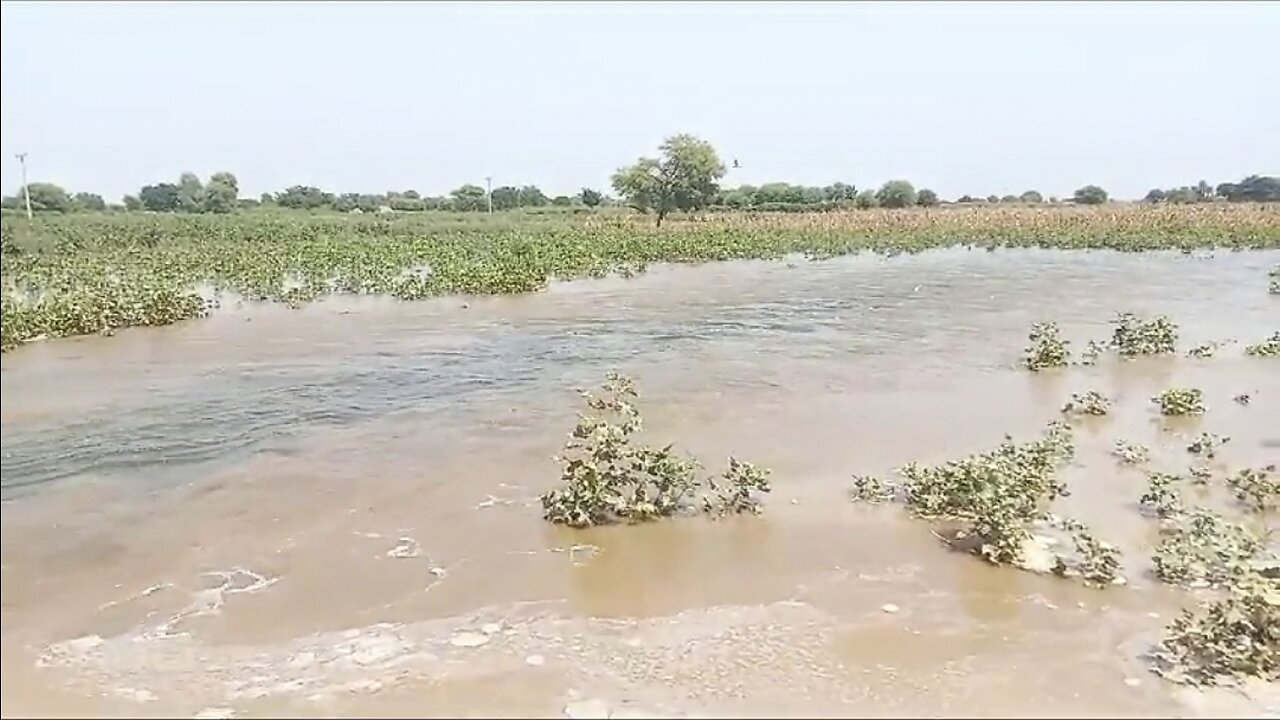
(2, 248), (1278, 719)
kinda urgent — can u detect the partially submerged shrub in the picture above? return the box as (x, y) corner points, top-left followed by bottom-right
(1077, 339), (1106, 366)
(1061, 390), (1111, 417)
(1151, 573), (1279, 686)
(1244, 331), (1279, 357)
(1113, 440), (1151, 465)
(1054, 526), (1123, 588)
(1153, 388), (1205, 416)
(540, 372), (771, 528)
(1022, 322), (1071, 371)
(1151, 509), (1264, 588)
(850, 474), (894, 504)
(1186, 432), (1230, 459)
(1140, 472), (1186, 519)
(1225, 467), (1278, 513)
(1111, 312), (1178, 357)
(898, 421), (1075, 565)
(1187, 342), (1221, 359)
(1188, 464), (1213, 485)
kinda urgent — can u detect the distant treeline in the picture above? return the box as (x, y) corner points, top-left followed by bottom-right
(2, 173), (1276, 216)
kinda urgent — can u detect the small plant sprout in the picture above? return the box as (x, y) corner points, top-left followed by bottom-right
(1061, 390), (1111, 417)
(1244, 331), (1279, 357)
(1185, 432), (1230, 459)
(1022, 322), (1071, 371)
(1153, 388), (1205, 416)
(1110, 312), (1178, 357)
(1113, 440), (1151, 465)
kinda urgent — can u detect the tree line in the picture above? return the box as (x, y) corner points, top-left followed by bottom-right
(3, 135), (1276, 218)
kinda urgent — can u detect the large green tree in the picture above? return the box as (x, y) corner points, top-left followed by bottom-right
(203, 172), (239, 213)
(450, 184), (487, 211)
(875, 180), (917, 209)
(1073, 185), (1108, 205)
(72, 192), (106, 212)
(611, 134), (726, 226)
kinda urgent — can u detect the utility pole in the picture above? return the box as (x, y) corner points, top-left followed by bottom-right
(484, 176), (493, 214)
(15, 152), (32, 220)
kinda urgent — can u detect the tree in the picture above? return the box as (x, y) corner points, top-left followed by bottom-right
(517, 185), (548, 207)
(1019, 190), (1043, 204)
(580, 188), (603, 208)
(203, 171), (239, 213)
(139, 183), (181, 212)
(1000, 194), (1019, 203)
(551, 195), (573, 207)
(916, 188), (939, 207)
(259, 192), (275, 205)
(1073, 185), (1108, 205)
(72, 192), (106, 212)
(824, 182), (857, 202)
(123, 194), (142, 211)
(20, 183), (72, 213)
(957, 194), (977, 203)
(875, 180), (917, 209)
(274, 185), (333, 210)
(1218, 175), (1279, 202)
(854, 189), (878, 209)
(177, 172), (205, 213)
(490, 185), (521, 211)
(1195, 180), (1213, 202)
(611, 133), (726, 226)
(1144, 188), (1167, 203)
(986, 194), (1000, 203)
(450, 184), (487, 211)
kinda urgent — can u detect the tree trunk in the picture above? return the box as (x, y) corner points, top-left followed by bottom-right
(656, 209), (665, 228)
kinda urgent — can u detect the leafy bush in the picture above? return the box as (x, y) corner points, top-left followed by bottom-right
(1151, 510), (1263, 588)
(897, 421), (1075, 565)
(1113, 440), (1151, 465)
(1111, 312), (1178, 356)
(1152, 574), (1279, 685)
(1022, 322), (1071, 370)
(1186, 432), (1230, 459)
(850, 474), (894, 504)
(1244, 331), (1279, 357)
(1061, 390), (1110, 417)
(1140, 472), (1185, 518)
(540, 372), (771, 527)
(1153, 388), (1205, 416)
(1225, 467), (1278, 513)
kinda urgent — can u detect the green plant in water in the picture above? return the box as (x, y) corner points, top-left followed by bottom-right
(850, 474), (894, 504)
(1110, 312), (1178, 357)
(1188, 464), (1213, 485)
(1187, 342), (1221, 359)
(897, 420), (1075, 566)
(1077, 339), (1106, 366)
(1225, 467), (1278, 513)
(1244, 331), (1279, 357)
(1186, 432), (1231, 459)
(1022, 322), (1071, 371)
(1153, 388), (1205, 416)
(1061, 390), (1110, 417)
(704, 457), (773, 516)
(1053, 527), (1123, 588)
(1140, 472), (1185, 519)
(539, 372), (771, 528)
(1151, 573), (1280, 686)
(1151, 509), (1264, 588)
(1113, 440), (1151, 465)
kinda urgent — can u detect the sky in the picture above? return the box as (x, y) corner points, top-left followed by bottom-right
(1, 1), (1277, 202)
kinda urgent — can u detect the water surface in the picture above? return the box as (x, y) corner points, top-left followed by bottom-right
(2, 248), (1278, 718)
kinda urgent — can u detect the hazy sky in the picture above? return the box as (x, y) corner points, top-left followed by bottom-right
(1, 1), (1276, 201)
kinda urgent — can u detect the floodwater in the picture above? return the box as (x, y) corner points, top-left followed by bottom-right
(2, 248), (1278, 719)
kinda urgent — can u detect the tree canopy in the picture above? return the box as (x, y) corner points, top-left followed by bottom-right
(611, 134), (726, 226)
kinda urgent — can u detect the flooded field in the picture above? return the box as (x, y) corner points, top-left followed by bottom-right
(2, 248), (1278, 718)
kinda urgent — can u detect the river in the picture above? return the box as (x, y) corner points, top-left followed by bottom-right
(2, 248), (1278, 718)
